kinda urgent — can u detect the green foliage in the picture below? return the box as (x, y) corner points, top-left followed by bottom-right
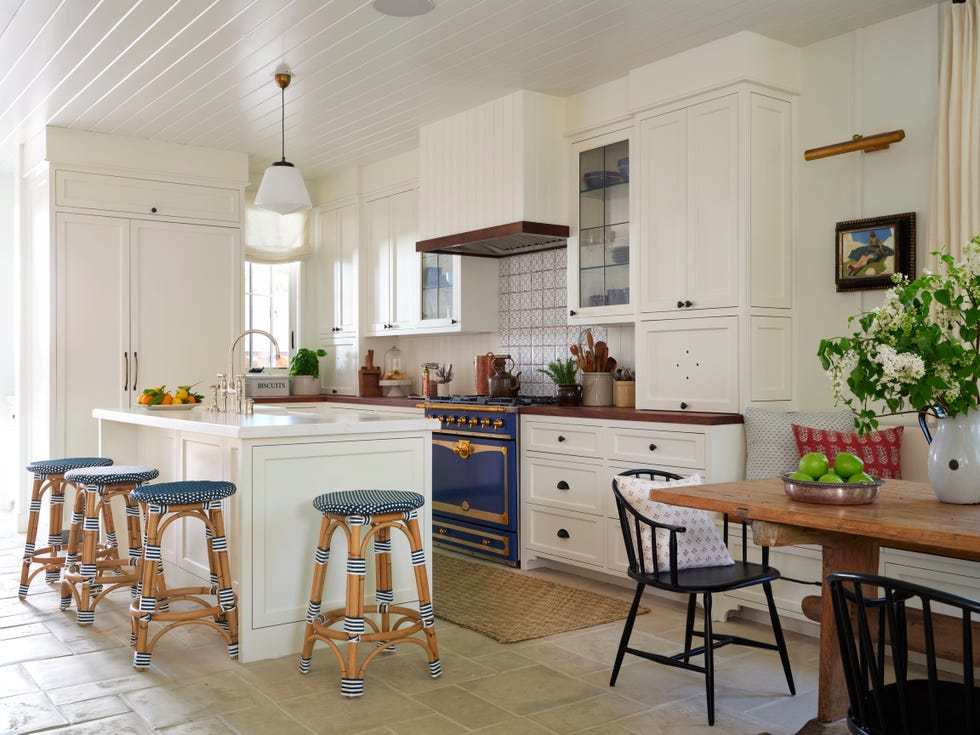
(289, 348), (327, 378)
(819, 235), (980, 433)
(537, 357), (579, 385)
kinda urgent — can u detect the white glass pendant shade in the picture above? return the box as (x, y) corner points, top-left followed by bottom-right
(255, 160), (311, 215)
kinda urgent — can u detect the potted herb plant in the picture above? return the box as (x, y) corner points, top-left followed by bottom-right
(538, 357), (581, 406)
(289, 347), (327, 396)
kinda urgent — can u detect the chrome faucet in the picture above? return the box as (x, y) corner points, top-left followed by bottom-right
(224, 329), (283, 411)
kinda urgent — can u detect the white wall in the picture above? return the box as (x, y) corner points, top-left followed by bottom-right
(796, 4), (940, 410)
(0, 172), (16, 509)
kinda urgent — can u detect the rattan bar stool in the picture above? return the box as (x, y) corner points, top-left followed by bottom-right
(129, 480), (238, 670)
(61, 465), (159, 624)
(299, 489), (441, 697)
(18, 457), (114, 599)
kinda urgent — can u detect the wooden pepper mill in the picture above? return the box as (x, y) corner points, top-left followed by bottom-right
(358, 349), (382, 397)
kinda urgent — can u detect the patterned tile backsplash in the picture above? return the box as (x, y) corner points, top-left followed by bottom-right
(497, 249), (608, 397)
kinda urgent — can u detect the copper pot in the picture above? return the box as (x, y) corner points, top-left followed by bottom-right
(474, 353), (496, 395)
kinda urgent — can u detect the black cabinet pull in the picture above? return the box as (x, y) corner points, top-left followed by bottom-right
(331, 389), (338, 394)
(676, 300), (684, 308)
(569, 309), (577, 316)
(679, 401), (688, 409)
(557, 481), (570, 490)
(123, 351), (129, 390)
(557, 435), (566, 443)
(451, 319), (458, 324)
(685, 300), (693, 307)
(150, 207), (158, 213)
(556, 528), (570, 539)
(648, 443), (657, 451)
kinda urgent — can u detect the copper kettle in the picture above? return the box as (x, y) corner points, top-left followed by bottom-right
(488, 355), (521, 398)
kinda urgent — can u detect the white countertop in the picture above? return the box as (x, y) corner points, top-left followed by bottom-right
(93, 406), (439, 439)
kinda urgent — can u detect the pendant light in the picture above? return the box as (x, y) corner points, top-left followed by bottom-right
(255, 70), (311, 215)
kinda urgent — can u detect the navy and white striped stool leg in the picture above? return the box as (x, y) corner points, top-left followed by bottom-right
(207, 499), (238, 659)
(404, 510), (441, 678)
(342, 517), (367, 697)
(373, 525), (396, 652)
(18, 474), (50, 598)
(299, 514), (335, 676)
(132, 506), (163, 669)
(75, 484), (101, 625)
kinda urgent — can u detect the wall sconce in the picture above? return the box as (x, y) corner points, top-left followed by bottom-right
(804, 130), (906, 161)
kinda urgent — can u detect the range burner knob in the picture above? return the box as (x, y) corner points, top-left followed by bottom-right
(445, 416), (456, 425)
(480, 418), (491, 428)
(468, 417), (479, 428)
(436, 415), (445, 423)
(492, 419), (504, 429)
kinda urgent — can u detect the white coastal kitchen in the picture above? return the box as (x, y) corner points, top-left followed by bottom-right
(94, 405), (438, 663)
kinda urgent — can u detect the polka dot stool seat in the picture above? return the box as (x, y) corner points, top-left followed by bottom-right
(300, 489), (441, 697)
(129, 480), (238, 670)
(61, 465), (159, 624)
(18, 457), (113, 599)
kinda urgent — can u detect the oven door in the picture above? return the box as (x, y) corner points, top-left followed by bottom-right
(432, 433), (517, 531)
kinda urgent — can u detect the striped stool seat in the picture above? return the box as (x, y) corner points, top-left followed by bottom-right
(129, 480), (238, 670)
(19, 456), (113, 599)
(60, 465), (159, 624)
(300, 489), (440, 697)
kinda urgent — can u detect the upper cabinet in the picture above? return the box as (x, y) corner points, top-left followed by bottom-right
(316, 202), (357, 338)
(363, 187), (420, 335)
(568, 130), (633, 323)
(417, 252), (499, 333)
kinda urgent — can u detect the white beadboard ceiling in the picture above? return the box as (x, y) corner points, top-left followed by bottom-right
(0, 0), (938, 179)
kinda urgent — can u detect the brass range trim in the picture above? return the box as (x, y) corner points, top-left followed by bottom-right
(433, 429), (513, 441)
(432, 438), (510, 525)
(434, 519), (511, 557)
(421, 404), (512, 413)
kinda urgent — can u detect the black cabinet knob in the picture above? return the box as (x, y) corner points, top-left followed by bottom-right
(557, 435), (566, 443)
(451, 318), (458, 324)
(150, 207), (158, 213)
(556, 528), (570, 539)
(684, 300), (693, 307)
(557, 481), (570, 490)
(676, 300), (684, 308)
(569, 309), (577, 316)
(649, 443), (657, 451)
(679, 402), (688, 409)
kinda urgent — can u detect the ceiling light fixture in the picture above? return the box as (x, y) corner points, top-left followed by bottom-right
(255, 69), (311, 215)
(373, 0), (434, 17)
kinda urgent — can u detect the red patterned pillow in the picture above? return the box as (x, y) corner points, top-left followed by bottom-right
(791, 424), (903, 480)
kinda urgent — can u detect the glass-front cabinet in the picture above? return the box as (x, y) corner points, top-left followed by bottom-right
(420, 251), (454, 321)
(568, 129), (633, 323)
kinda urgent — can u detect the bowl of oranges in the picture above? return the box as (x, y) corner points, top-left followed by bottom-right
(138, 384), (204, 410)
(781, 451), (883, 505)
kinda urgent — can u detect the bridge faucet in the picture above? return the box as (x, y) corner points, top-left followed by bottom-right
(224, 329), (283, 409)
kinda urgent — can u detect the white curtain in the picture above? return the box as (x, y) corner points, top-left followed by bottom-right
(928, 0), (980, 268)
(244, 189), (312, 263)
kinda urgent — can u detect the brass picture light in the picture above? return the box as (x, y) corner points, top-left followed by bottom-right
(804, 130), (906, 161)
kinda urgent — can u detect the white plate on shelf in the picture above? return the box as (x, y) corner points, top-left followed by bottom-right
(146, 403), (198, 411)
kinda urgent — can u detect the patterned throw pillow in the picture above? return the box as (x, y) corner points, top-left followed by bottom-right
(792, 424), (904, 480)
(742, 406), (856, 480)
(615, 473), (734, 571)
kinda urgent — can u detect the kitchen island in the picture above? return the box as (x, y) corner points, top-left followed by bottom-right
(94, 406), (439, 663)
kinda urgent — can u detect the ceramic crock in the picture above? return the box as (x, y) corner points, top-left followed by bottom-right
(918, 407), (980, 504)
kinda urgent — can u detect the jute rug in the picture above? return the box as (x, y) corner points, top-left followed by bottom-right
(432, 553), (647, 643)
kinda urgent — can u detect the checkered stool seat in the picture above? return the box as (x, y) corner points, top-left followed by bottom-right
(300, 489), (440, 697)
(312, 489), (425, 516)
(61, 465), (158, 624)
(129, 479), (238, 671)
(131, 480), (236, 505)
(18, 457), (114, 599)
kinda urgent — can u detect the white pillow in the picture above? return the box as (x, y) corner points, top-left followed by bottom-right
(615, 473), (734, 571)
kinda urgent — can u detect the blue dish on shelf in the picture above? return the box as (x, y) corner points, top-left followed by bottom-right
(617, 157), (629, 181)
(583, 170), (624, 189)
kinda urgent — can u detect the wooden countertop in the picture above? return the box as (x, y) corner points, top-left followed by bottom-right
(253, 395), (743, 426)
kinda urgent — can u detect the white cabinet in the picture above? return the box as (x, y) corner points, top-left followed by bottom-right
(521, 414), (744, 575)
(315, 203), (357, 337)
(634, 87), (794, 412)
(417, 251), (499, 334)
(56, 212), (240, 457)
(319, 341), (358, 397)
(638, 95), (738, 314)
(363, 188), (419, 335)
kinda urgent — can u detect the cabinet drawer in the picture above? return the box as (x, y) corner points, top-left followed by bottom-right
(522, 421), (602, 457)
(524, 507), (604, 567)
(608, 428), (705, 468)
(605, 518), (630, 574)
(56, 170), (240, 223)
(524, 457), (603, 514)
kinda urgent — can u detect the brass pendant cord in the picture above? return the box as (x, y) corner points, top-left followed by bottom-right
(279, 84), (286, 163)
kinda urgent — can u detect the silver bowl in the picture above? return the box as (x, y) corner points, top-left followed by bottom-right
(780, 473), (883, 505)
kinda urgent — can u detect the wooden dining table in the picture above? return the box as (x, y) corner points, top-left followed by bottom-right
(650, 476), (980, 735)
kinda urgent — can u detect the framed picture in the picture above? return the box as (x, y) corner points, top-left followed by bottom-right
(835, 212), (915, 292)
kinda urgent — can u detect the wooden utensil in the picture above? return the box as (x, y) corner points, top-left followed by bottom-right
(570, 344), (584, 369)
(594, 341), (607, 371)
(606, 356), (617, 373)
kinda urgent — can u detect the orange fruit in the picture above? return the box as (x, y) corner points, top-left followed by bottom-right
(187, 395), (197, 404)
(137, 393), (149, 405)
(161, 393), (173, 405)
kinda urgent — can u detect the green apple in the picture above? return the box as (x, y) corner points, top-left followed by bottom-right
(788, 471), (814, 482)
(834, 451), (864, 479)
(846, 471), (875, 483)
(818, 472), (844, 483)
(799, 452), (830, 479)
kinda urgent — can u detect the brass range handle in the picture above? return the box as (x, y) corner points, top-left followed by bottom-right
(453, 440), (472, 459)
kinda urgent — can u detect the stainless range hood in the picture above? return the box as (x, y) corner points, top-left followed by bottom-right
(416, 221), (569, 258)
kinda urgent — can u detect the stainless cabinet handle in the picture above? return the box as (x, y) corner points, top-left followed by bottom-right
(133, 352), (139, 391)
(123, 351), (129, 391)
(557, 481), (570, 490)
(556, 528), (570, 539)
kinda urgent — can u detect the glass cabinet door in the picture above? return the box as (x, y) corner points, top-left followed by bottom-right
(577, 139), (629, 310)
(421, 251), (454, 321)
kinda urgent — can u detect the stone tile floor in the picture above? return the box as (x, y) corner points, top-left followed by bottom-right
(0, 511), (824, 734)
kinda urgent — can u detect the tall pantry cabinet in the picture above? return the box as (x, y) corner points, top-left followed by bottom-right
(26, 129), (247, 462)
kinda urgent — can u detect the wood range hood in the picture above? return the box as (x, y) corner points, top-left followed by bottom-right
(415, 220), (569, 258)
(415, 90), (568, 259)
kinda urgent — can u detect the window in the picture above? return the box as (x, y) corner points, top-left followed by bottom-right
(244, 261), (296, 370)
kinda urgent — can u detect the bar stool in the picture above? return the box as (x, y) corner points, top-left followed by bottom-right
(300, 489), (441, 697)
(61, 466), (159, 624)
(129, 480), (238, 670)
(18, 457), (113, 599)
